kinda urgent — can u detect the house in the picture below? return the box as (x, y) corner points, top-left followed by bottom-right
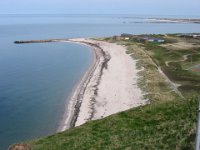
(151, 38), (165, 43)
(139, 37), (165, 43)
(193, 34), (200, 38)
(119, 33), (165, 43)
(120, 34), (135, 40)
(113, 36), (122, 40)
(176, 33), (200, 39)
(124, 37), (130, 40)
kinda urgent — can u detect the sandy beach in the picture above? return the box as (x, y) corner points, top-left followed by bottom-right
(59, 38), (145, 131)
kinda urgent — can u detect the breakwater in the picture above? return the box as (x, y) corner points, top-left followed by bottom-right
(14, 39), (68, 44)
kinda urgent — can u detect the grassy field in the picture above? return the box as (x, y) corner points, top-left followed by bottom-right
(142, 37), (200, 97)
(10, 35), (200, 150)
(10, 96), (199, 150)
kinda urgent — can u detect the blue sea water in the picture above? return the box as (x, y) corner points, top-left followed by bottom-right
(0, 14), (200, 149)
(0, 35), (92, 150)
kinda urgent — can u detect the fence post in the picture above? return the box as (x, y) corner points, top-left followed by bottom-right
(195, 99), (200, 150)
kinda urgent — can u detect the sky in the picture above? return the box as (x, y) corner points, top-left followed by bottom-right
(0, 0), (199, 16)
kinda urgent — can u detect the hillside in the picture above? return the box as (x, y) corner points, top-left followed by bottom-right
(10, 34), (200, 150)
(10, 97), (198, 150)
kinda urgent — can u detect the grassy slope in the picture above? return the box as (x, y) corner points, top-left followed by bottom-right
(25, 97), (198, 150)
(142, 39), (200, 96)
(10, 36), (200, 150)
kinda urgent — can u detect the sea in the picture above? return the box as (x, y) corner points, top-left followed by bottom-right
(0, 14), (200, 149)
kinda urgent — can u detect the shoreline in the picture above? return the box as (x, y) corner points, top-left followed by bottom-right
(147, 18), (200, 24)
(57, 39), (109, 131)
(58, 38), (145, 130)
(14, 38), (146, 132)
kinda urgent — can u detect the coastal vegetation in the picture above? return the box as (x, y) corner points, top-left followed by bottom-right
(10, 96), (198, 150)
(105, 34), (200, 99)
(10, 34), (200, 149)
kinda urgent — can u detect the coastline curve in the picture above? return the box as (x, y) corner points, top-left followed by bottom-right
(57, 39), (110, 131)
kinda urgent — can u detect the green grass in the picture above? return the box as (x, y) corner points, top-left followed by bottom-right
(13, 96), (198, 150)
(140, 40), (200, 96)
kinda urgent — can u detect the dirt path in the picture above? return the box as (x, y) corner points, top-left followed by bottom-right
(165, 54), (190, 67)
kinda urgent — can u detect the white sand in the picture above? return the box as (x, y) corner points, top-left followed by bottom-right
(67, 39), (145, 127)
